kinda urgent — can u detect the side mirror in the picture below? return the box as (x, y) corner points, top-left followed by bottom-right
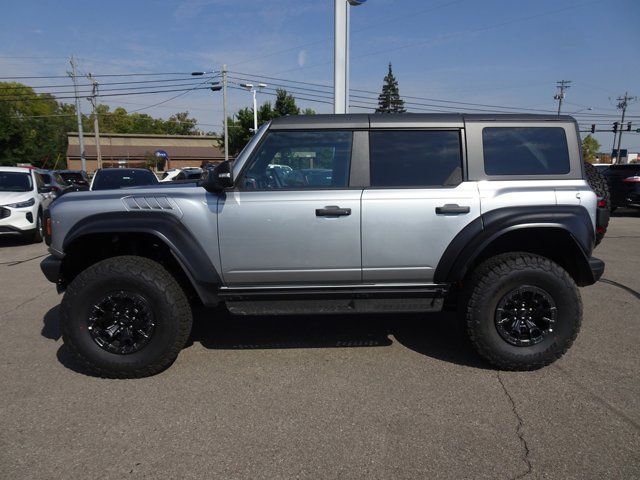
(38, 185), (52, 194)
(201, 160), (233, 193)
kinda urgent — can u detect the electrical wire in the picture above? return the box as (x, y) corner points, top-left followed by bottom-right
(227, 69), (640, 118)
(0, 78), (219, 99)
(0, 86), (215, 103)
(0, 72), (196, 80)
(0, 76), (214, 91)
(228, 86), (333, 106)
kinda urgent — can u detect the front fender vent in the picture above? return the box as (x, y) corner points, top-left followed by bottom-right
(122, 195), (177, 212)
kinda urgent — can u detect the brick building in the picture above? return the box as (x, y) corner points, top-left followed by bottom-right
(66, 132), (224, 173)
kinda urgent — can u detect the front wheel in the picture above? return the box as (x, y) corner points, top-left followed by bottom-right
(465, 253), (582, 370)
(60, 256), (192, 378)
(23, 211), (43, 243)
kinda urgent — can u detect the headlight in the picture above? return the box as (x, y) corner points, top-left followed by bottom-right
(5, 198), (35, 208)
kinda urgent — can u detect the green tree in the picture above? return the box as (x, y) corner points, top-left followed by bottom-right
(376, 63), (406, 113)
(164, 111), (199, 135)
(274, 89), (300, 116)
(224, 89), (305, 156)
(582, 134), (601, 163)
(0, 82), (75, 167)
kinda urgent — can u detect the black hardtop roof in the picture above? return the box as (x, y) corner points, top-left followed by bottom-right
(269, 113), (576, 129)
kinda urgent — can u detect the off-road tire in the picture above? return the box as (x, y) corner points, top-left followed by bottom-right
(584, 161), (609, 245)
(60, 256), (192, 378)
(465, 252), (582, 370)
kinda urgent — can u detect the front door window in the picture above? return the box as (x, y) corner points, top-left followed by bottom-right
(240, 130), (353, 190)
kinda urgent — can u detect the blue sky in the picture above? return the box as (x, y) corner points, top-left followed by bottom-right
(1, 0), (639, 151)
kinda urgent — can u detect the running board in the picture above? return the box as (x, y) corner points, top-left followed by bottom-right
(220, 285), (448, 316)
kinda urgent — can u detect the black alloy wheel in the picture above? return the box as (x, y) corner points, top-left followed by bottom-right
(88, 291), (155, 355)
(495, 285), (557, 347)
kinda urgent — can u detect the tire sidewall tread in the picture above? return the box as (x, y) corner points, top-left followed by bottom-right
(465, 252), (582, 371)
(60, 255), (192, 378)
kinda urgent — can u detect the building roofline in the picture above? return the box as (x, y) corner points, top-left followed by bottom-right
(67, 132), (220, 139)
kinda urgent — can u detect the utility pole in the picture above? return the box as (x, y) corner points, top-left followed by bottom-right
(88, 74), (103, 169)
(554, 80), (571, 115)
(68, 55), (86, 172)
(614, 91), (637, 164)
(222, 64), (229, 163)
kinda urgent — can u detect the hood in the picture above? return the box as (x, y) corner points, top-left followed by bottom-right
(0, 191), (34, 206)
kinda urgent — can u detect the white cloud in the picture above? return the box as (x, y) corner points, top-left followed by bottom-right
(297, 49), (307, 67)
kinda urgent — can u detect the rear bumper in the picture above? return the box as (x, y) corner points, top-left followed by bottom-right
(40, 255), (62, 284)
(588, 257), (605, 283)
(596, 206), (609, 232)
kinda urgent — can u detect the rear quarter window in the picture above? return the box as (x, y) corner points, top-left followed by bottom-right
(483, 127), (570, 176)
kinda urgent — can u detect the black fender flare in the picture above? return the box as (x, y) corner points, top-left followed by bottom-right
(63, 211), (221, 304)
(434, 205), (596, 285)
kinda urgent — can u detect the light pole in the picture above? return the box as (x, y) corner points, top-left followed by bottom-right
(240, 83), (267, 132)
(334, 0), (366, 114)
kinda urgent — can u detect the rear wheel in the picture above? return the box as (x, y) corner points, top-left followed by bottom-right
(465, 252), (582, 370)
(60, 256), (192, 378)
(584, 161), (609, 245)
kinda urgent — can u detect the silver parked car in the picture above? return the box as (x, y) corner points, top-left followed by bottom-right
(41, 114), (609, 377)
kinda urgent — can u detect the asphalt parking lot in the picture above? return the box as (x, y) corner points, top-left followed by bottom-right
(1, 212), (639, 480)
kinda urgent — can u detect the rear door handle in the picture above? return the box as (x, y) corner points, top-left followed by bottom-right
(316, 205), (351, 217)
(435, 204), (470, 215)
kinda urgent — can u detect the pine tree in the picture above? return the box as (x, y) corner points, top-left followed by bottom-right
(376, 63), (406, 113)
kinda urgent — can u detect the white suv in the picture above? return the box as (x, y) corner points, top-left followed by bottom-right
(0, 167), (53, 243)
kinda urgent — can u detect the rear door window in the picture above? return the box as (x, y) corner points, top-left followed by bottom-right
(483, 127), (570, 175)
(369, 130), (462, 187)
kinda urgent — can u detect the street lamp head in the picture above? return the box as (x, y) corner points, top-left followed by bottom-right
(191, 71), (205, 76)
(240, 83), (254, 90)
(257, 83), (267, 89)
(347, 0), (367, 5)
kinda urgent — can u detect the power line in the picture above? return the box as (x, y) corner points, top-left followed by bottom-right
(0, 86), (215, 103)
(0, 71), (194, 80)
(228, 69), (640, 117)
(0, 78), (219, 99)
(228, 86), (334, 106)
(0, 76), (213, 91)
(125, 76), (216, 114)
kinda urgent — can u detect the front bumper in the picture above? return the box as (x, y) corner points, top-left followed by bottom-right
(0, 205), (38, 233)
(40, 255), (62, 284)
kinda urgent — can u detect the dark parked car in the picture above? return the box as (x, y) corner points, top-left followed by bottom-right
(56, 170), (90, 189)
(90, 168), (159, 191)
(36, 170), (78, 198)
(602, 163), (640, 210)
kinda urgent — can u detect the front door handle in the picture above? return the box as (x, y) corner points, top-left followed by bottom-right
(316, 205), (351, 217)
(435, 204), (470, 215)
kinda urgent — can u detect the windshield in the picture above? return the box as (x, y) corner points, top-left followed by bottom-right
(0, 172), (33, 192)
(92, 169), (158, 191)
(59, 172), (87, 185)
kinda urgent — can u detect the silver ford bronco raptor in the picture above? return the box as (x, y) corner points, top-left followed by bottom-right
(41, 114), (610, 378)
